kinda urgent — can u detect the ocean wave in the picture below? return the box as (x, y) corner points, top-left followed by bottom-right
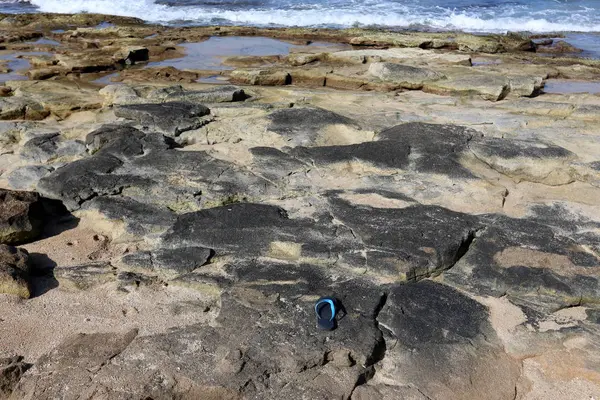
(12, 0), (600, 32)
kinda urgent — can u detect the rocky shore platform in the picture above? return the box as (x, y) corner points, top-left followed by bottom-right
(1, 13), (600, 400)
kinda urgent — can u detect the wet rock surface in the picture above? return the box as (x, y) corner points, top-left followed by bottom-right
(1, 14), (600, 400)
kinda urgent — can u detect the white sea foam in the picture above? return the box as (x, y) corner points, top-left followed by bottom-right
(11, 0), (600, 33)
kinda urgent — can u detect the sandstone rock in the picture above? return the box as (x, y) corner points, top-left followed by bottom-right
(328, 48), (472, 66)
(62, 261), (386, 399)
(0, 244), (31, 298)
(368, 62), (445, 88)
(26, 68), (62, 81)
(0, 97), (49, 120)
(468, 137), (577, 185)
(537, 40), (583, 54)
(114, 101), (211, 136)
(0, 189), (43, 245)
(9, 80), (102, 118)
(230, 69), (291, 86)
(56, 52), (116, 73)
(424, 73), (510, 101)
(148, 85), (248, 103)
(13, 330), (138, 399)
(116, 66), (199, 83)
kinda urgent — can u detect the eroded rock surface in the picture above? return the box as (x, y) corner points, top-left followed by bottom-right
(1, 17), (599, 400)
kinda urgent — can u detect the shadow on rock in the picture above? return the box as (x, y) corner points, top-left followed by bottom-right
(38, 197), (80, 241)
(28, 252), (59, 297)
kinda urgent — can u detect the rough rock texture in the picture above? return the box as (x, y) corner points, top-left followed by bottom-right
(0, 244), (31, 298)
(1, 19), (600, 400)
(0, 356), (31, 398)
(114, 102), (211, 136)
(0, 189), (43, 245)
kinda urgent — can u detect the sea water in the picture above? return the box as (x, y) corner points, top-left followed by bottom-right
(1, 0), (599, 33)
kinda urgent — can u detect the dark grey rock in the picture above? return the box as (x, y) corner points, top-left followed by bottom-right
(7, 165), (54, 190)
(444, 211), (600, 313)
(376, 122), (481, 177)
(82, 196), (177, 237)
(19, 133), (59, 163)
(267, 107), (360, 146)
(53, 262), (116, 290)
(328, 195), (480, 278)
(20, 133), (86, 163)
(470, 137), (574, 159)
(377, 281), (521, 400)
(290, 140), (411, 169)
(120, 246), (213, 279)
(114, 102), (211, 136)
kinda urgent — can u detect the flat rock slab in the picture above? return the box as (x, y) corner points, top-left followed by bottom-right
(149, 85), (248, 103)
(38, 125), (277, 237)
(114, 102), (211, 136)
(424, 73), (510, 101)
(443, 206), (600, 313)
(48, 261), (388, 399)
(267, 106), (361, 146)
(469, 137), (577, 185)
(368, 62), (445, 88)
(118, 246), (213, 280)
(376, 280), (521, 400)
(13, 330), (138, 399)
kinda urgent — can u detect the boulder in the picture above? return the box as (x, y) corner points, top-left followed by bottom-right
(0, 189), (43, 245)
(113, 46), (149, 65)
(0, 244), (31, 298)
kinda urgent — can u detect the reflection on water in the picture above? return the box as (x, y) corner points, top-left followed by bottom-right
(0, 52), (52, 83)
(544, 79), (600, 94)
(149, 36), (344, 71)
